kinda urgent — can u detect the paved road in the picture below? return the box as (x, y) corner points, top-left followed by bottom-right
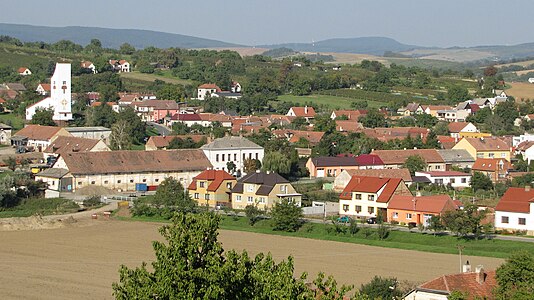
(147, 121), (172, 136)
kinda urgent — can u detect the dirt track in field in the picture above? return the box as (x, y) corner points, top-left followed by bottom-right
(0, 220), (503, 299)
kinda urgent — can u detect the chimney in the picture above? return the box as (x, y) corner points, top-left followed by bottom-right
(462, 260), (471, 273)
(475, 265), (485, 284)
(526, 185), (531, 192)
(304, 105), (308, 114)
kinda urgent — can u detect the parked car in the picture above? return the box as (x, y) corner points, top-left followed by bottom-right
(337, 216), (352, 223)
(366, 217), (377, 224)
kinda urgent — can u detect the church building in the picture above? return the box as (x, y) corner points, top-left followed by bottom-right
(26, 63), (73, 122)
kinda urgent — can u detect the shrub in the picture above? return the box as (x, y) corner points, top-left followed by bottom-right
(82, 196), (101, 208)
(361, 227), (373, 239)
(245, 205), (262, 226)
(377, 224), (390, 240)
(348, 219), (359, 236)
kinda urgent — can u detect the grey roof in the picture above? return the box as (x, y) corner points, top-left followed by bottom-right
(5, 83), (26, 91)
(64, 126), (111, 133)
(231, 171), (289, 196)
(201, 136), (262, 150)
(0, 123), (12, 130)
(36, 168), (70, 179)
(311, 156), (358, 167)
(437, 149), (475, 163)
(471, 98), (491, 106)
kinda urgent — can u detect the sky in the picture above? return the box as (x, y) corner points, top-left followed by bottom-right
(2, 0), (534, 47)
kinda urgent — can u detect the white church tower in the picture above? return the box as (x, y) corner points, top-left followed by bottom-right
(26, 63), (73, 122)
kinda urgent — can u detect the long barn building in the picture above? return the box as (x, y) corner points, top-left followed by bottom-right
(36, 149), (212, 193)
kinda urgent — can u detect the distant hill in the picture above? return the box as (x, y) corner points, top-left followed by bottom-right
(260, 37), (419, 56)
(0, 23), (241, 49)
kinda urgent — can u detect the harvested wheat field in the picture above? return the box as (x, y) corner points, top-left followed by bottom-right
(507, 82), (534, 101)
(0, 220), (503, 299)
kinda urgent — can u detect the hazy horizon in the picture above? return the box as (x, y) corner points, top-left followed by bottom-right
(2, 0), (534, 48)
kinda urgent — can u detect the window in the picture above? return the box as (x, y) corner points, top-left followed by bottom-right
(155, 179), (159, 182)
(436, 165), (441, 170)
(255, 153), (259, 160)
(130, 179), (134, 183)
(194, 193), (199, 199)
(355, 194), (362, 200)
(104, 180), (108, 184)
(501, 153), (506, 158)
(199, 181), (205, 188)
(78, 182), (82, 186)
(461, 178), (466, 183)
(392, 212), (398, 219)
(501, 216), (509, 224)
(222, 154), (225, 161)
(247, 196), (253, 203)
(355, 205), (361, 213)
(489, 153), (495, 158)
(91, 181), (95, 185)
(142, 179), (147, 183)
(226, 182), (232, 189)
(246, 184), (254, 192)
(236, 195), (242, 202)
(216, 154), (219, 162)
(477, 153), (484, 158)
(450, 178), (455, 184)
(368, 195), (375, 201)
(406, 213), (412, 219)
(435, 179), (444, 185)
(519, 218), (526, 225)
(368, 207), (375, 214)
(234, 154), (237, 161)
(243, 153), (246, 161)
(205, 194), (210, 200)
(117, 180), (121, 184)
(280, 185), (287, 193)
(343, 204), (349, 212)
(259, 197), (265, 204)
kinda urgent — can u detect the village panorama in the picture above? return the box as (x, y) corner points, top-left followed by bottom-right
(1, 5), (534, 299)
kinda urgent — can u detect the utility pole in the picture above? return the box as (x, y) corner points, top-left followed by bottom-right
(457, 244), (465, 273)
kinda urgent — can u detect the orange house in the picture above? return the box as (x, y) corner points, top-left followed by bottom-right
(387, 194), (459, 225)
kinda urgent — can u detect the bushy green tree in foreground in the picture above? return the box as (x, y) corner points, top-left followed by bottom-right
(113, 212), (369, 299)
(495, 251), (534, 299)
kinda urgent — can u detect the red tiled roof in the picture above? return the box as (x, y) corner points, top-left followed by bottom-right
(422, 105), (454, 111)
(148, 135), (206, 148)
(171, 114), (202, 121)
(15, 125), (63, 141)
(448, 122), (470, 133)
(17, 67), (29, 73)
(333, 110), (367, 121)
(340, 176), (405, 202)
(38, 83), (51, 91)
(119, 60), (128, 65)
(198, 83), (221, 92)
(418, 270), (496, 299)
(388, 194), (457, 214)
(355, 154), (383, 166)
(80, 61), (93, 68)
(0, 98), (5, 104)
(289, 106), (316, 118)
(438, 135), (457, 149)
(44, 136), (102, 155)
(371, 149), (444, 165)
(495, 187), (534, 213)
(343, 169), (412, 182)
(188, 169), (236, 192)
(133, 100), (180, 110)
(335, 120), (363, 132)
(91, 101), (115, 107)
(516, 141), (534, 151)
(461, 137), (509, 151)
(472, 158), (511, 172)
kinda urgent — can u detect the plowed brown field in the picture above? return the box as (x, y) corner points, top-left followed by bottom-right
(0, 220), (503, 299)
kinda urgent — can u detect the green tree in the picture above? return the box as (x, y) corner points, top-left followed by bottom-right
(226, 161), (236, 174)
(414, 113), (438, 128)
(494, 251), (534, 299)
(359, 276), (402, 300)
(262, 151), (291, 176)
(314, 114), (336, 133)
(427, 215), (445, 236)
(447, 85), (470, 102)
(448, 291), (469, 300)
(30, 108), (55, 126)
(245, 204), (263, 226)
(110, 120), (133, 150)
(403, 155), (427, 175)
(3, 157), (17, 171)
(470, 171), (494, 191)
(441, 204), (487, 238)
(243, 158), (261, 173)
(117, 106), (146, 144)
(359, 108), (386, 128)
(271, 200), (303, 232)
(119, 42), (135, 55)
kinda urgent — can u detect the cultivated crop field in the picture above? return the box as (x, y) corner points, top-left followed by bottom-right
(507, 82), (534, 101)
(0, 220), (503, 299)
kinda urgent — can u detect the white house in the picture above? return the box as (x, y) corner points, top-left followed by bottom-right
(35, 83), (51, 96)
(529, 78), (534, 84)
(200, 136), (264, 175)
(18, 67), (31, 76)
(81, 61), (97, 74)
(197, 83), (221, 100)
(25, 63), (73, 122)
(0, 123), (12, 145)
(109, 60), (130, 72)
(495, 187), (534, 235)
(447, 122), (478, 139)
(512, 133), (534, 147)
(414, 171), (471, 189)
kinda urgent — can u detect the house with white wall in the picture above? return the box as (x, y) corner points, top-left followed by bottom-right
(414, 171), (471, 189)
(201, 136), (264, 175)
(495, 187), (534, 235)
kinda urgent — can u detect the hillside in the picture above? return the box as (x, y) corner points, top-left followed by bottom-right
(261, 37), (419, 56)
(0, 23), (241, 49)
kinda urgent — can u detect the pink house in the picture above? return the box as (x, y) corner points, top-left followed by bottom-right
(131, 100), (181, 122)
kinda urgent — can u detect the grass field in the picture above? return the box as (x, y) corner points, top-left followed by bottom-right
(0, 48), (51, 68)
(507, 82), (534, 101)
(0, 198), (80, 218)
(495, 59), (534, 68)
(276, 94), (383, 110)
(119, 71), (193, 86)
(124, 214), (534, 259)
(0, 113), (25, 130)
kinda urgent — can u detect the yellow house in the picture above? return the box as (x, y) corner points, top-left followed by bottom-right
(338, 175), (412, 221)
(231, 171), (301, 210)
(188, 170), (236, 207)
(453, 137), (511, 162)
(459, 132), (492, 139)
